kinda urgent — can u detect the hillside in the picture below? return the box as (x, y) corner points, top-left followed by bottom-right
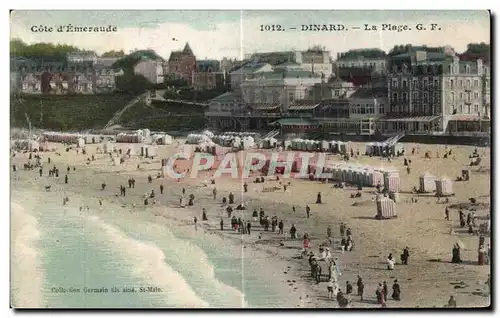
(10, 94), (135, 131)
(118, 100), (206, 131)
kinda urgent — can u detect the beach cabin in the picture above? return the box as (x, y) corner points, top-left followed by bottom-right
(435, 176), (454, 197)
(365, 143), (374, 156)
(383, 170), (401, 192)
(103, 142), (114, 154)
(376, 197), (397, 219)
(142, 129), (151, 139)
(77, 137), (85, 148)
(419, 172), (437, 193)
(321, 140), (329, 152)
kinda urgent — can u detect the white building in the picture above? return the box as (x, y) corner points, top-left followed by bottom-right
(134, 59), (165, 84)
(348, 87), (388, 119)
(240, 62), (323, 111)
(229, 62), (273, 91)
(95, 57), (119, 93)
(336, 54), (387, 74)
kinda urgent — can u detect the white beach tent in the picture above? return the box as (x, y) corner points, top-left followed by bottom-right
(435, 176), (454, 196)
(376, 196), (397, 219)
(419, 172), (437, 193)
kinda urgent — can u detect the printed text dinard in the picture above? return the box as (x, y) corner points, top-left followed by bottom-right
(260, 23), (441, 32)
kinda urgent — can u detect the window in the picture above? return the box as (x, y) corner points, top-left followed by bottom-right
(423, 92), (428, 102)
(465, 66), (470, 74)
(392, 92), (398, 101)
(450, 105), (455, 114)
(474, 92), (479, 100)
(467, 105), (471, 113)
(423, 80), (428, 88)
(402, 80), (407, 89)
(392, 80), (398, 89)
(450, 79), (454, 89)
(412, 80), (417, 89)
(434, 79), (439, 87)
(308, 90), (313, 97)
(459, 104), (463, 113)
(460, 92), (464, 100)
(335, 90), (339, 97)
(448, 65), (452, 74)
(474, 104), (479, 113)
(412, 92), (418, 100)
(467, 92), (471, 102)
(288, 92), (294, 102)
(451, 92), (455, 102)
(403, 93), (408, 101)
(474, 79), (479, 87)
(459, 80), (463, 87)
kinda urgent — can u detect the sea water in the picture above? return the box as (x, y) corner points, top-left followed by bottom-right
(11, 189), (287, 308)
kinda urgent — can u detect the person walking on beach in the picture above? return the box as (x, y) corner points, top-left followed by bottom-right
(445, 206), (450, 220)
(392, 280), (401, 300)
(202, 208), (208, 221)
(39, 168), (43, 177)
(382, 281), (388, 302)
(306, 205), (311, 218)
(160, 184), (164, 194)
(213, 188), (217, 200)
(247, 222), (252, 235)
(148, 175), (152, 184)
(194, 217), (198, 231)
(278, 220), (284, 234)
(340, 222), (346, 238)
(220, 218), (224, 230)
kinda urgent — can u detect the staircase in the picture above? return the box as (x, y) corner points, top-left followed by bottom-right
(383, 132), (406, 145)
(103, 92), (148, 129)
(254, 129), (280, 145)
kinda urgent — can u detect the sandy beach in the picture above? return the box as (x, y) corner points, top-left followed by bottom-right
(10, 139), (491, 308)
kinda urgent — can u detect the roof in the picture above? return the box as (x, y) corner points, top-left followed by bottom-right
(246, 70), (322, 80)
(392, 51), (449, 61)
(289, 100), (320, 111)
(275, 62), (301, 69)
(183, 43), (194, 56)
(381, 115), (440, 122)
(211, 92), (240, 102)
(168, 51), (183, 61)
(95, 57), (119, 68)
(350, 87), (387, 99)
(270, 118), (318, 126)
(231, 62), (270, 74)
(245, 101), (281, 110)
(196, 60), (221, 72)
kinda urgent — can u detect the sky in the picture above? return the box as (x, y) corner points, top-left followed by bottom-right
(10, 10), (490, 60)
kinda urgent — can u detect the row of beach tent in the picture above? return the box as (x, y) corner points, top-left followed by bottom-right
(419, 172), (454, 196)
(11, 139), (49, 152)
(365, 142), (404, 157)
(284, 139), (350, 154)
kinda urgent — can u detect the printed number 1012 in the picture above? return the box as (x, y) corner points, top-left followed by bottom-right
(260, 25), (284, 31)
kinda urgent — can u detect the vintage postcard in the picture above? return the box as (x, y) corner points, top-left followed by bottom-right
(10, 10), (491, 309)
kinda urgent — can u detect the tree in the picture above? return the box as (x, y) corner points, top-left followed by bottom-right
(460, 42), (490, 62)
(10, 38), (84, 61)
(116, 73), (153, 95)
(102, 50), (125, 58)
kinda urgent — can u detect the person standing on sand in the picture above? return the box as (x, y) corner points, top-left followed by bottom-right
(327, 280), (335, 299)
(292, 206), (296, 213)
(182, 187), (186, 196)
(316, 192), (322, 204)
(243, 182), (248, 193)
(159, 184), (164, 194)
(39, 168), (43, 177)
(340, 222), (346, 238)
(306, 205), (311, 218)
(220, 218), (224, 230)
(290, 224), (297, 239)
(278, 220), (284, 234)
(252, 209), (258, 222)
(213, 188), (217, 200)
(194, 217), (198, 231)
(445, 206), (450, 220)
(447, 295), (457, 307)
(202, 208), (208, 221)
(228, 192), (234, 205)
(357, 275), (364, 301)
(392, 280), (401, 300)
(383, 281), (388, 302)
(247, 222), (252, 235)
(346, 281), (353, 295)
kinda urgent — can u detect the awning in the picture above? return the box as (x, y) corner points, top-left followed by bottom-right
(288, 100), (320, 111)
(246, 102), (281, 111)
(447, 115), (490, 122)
(269, 118), (318, 126)
(382, 116), (440, 123)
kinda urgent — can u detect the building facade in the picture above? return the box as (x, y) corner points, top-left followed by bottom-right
(193, 60), (225, 91)
(387, 51), (487, 133)
(229, 63), (274, 92)
(167, 43), (196, 85)
(240, 63), (323, 111)
(11, 54), (120, 95)
(134, 59), (165, 84)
